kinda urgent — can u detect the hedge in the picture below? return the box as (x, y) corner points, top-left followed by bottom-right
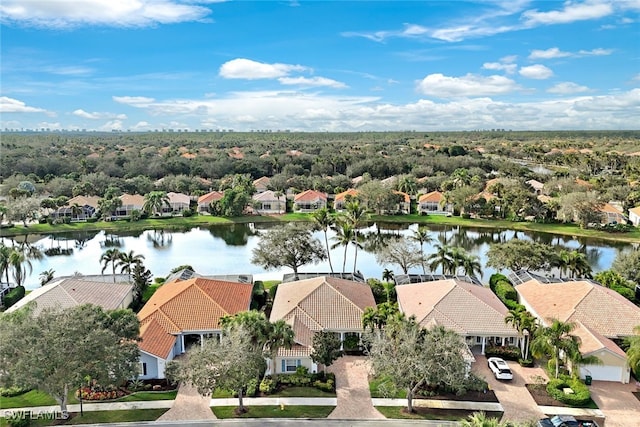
(494, 280), (517, 302)
(546, 376), (591, 407)
(485, 345), (521, 361)
(2, 285), (25, 309)
(489, 273), (509, 290)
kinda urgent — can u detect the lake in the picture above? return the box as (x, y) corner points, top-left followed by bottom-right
(1, 223), (634, 290)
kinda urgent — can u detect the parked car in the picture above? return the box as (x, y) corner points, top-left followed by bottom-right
(538, 415), (599, 427)
(488, 357), (513, 380)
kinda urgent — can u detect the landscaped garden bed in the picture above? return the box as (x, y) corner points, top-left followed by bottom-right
(369, 375), (498, 403)
(375, 406), (503, 420)
(210, 405), (335, 419)
(526, 382), (598, 409)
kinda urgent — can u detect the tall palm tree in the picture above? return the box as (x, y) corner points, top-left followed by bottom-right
(566, 250), (592, 278)
(265, 319), (295, 379)
(382, 268), (394, 283)
(0, 244), (12, 285)
(100, 248), (122, 283)
(311, 208), (335, 273)
(411, 226), (432, 274)
(530, 318), (581, 379)
(345, 200), (368, 275)
(427, 244), (455, 275)
(504, 307), (537, 360)
(626, 325), (640, 377)
(117, 250), (145, 275)
(460, 253), (483, 277)
(8, 248), (33, 287)
(397, 175), (417, 196)
(143, 191), (170, 216)
(331, 220), (354, 275)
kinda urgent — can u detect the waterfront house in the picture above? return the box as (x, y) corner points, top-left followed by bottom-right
(418, 191), (452, 215)
(333, 188), (359, 212)
(629, 206), (640, 226)
(114, 194), (145, 219)
(197, 191), (224, 214)
(252, 190), (286, 214)
(293, 190), (328, 213)
(253, 176), (271, 193)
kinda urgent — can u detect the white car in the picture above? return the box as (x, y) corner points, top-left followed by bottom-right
(488, 357), (513, 380)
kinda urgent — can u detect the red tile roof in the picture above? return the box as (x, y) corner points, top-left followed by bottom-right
(198, 191), (224, 204)
(334, 188), (359, 202)
(418, 190), (444, 203)
(294, 190), (328, 202)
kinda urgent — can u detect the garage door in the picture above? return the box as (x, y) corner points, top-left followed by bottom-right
(580, 364), (624, 382)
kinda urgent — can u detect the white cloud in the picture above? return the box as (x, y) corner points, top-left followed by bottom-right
(519, 64), (553, 79)
(529, 46), (613, 60)
(72, 109), (127, 120)
(482, 56), (518, 74)
(547, 82), (590, 94)
(112, 96), (155, 106)
(416, 73), (520, 98)
(99, 120), (124, 131)
(131, 121), (152, 131)
(0, 0), (212, 28)
(277, 76), (347, 88)
(523, 1), (613, 26)
(36, 121), (61, 129)
(0, 96), (47, 113)
(219, 58), (307, 80)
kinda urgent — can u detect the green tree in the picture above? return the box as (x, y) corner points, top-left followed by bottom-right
(311, 208), (335, 273)
(530, 318), (581, 379)
(100, 248), (122, 282)
(625, 325), (640, 376)
(251, 223), (327, 281)
(612, 250), (640, 285)
(411, 226), (432, 274)
(331, 220), (355, 275)
(117, 250), (145, 275)
(39, 268), (55, 287)
(365, 318), (468, 413)
(310, 331), (342, 375)
(374, 237), (422, 274)
(264, 319), (295, 379)
(345, 200), (368, 274)
(381, 268), (394, 283)
(168, 326), (265, 414)
(143, 191), (170, 216)
(486, 240), (556, 272)
(131, 262), (152, 310)
(362, 302), (402, 331)
(0, 244), (12, 285)
(505, 307), (537, 360)
(427, 244), (455, 274)
(558, 191), (604, 228)
(594, 270), (636, 301)
(8, 248), (33, 287)
(0, 304), (140, 413)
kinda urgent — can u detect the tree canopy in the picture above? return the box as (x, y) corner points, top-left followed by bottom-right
(486, 240), (556, 272)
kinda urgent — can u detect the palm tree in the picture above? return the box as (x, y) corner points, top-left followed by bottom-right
(8, 248), (33, 287)
(345, 200), (368, 274)
(311, 208), (335, 273)
(530, 318), (581, 379)
(460, 253), (483, 277)
(397, 175), (417, 196)
(626, 325), (640, 377)
(427, 244), (455, 275)
(382, 268), (394, 283)
(39, 269), (55, 286)
(143, 191), (170, 216)
(0, 244), (12, 285)
(504, 307), (537, 360)
(459, 411), (503, 427)
(382, 281), (395, 303)
(565, 250), (592, 278)
(69, 203), (83, 221)
(117, 250), (145, 275)
(100, 248), (122, 283)
(265, 319), (295, 379)
(331, 220), (354, 275)
(411, 226), (432, 274)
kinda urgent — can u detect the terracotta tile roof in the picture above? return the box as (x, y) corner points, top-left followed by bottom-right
(294, 190), (328, 202)
(139, 318), (176, 359)
(334, 188), (359, 202)
(7, 278), (133, 316)
(575, 178), (593, 188)
(600, 203), (623, 214)
(396, 279), (516, 336)
(573, 321), (626, 358)
(516, 279), (640, 339)
(253, 176), (271, 187)
(67, 195), (101, 209)
(198, 191), (224, 204)
(252, 190), (284, 202)
(393, 191), (410, 202)
(526, 179), (545, 191)
(418, 191), (444, 203)
(278, 343), (312, 358)
(484, 178), (500, 190)
(138, 278), (252, 358)
(119, 194), (145, 207)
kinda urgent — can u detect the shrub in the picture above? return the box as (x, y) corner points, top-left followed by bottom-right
(259, 377), (276, 394)
(485, 345), (521, 361)
(182, 209), (193, 217)
(0, 386), (29, 397)
(2, 286), (25, 309)
(489, 273), (509, 290)
(546, 377), (591, 407)
(127, 379), (145, 392)
(76, 386), (125, 401)
(519, 358), (534, 367)
(246, 378), (258, 397)
(494, 280), (517, 302)
(313, 379), (335, 392)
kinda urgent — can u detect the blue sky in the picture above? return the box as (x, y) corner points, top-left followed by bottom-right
(1, 0), (638, 132)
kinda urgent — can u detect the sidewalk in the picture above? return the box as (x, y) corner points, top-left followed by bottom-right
(372, 398), (503, 412)
(209, 397), (337, 406)
(538, 405), (605, 418)
(1, 400), (175, 417)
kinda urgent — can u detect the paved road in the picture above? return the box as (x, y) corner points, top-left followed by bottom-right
(70, 420), (458, 427)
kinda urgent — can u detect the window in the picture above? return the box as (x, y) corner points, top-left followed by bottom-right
(282, 359), (301, 372)
(476, 336), (482, 344)
(139, 362), (147, 376)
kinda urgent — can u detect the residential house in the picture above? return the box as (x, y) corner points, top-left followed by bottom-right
(392, 191), (411, 214)
(197, 191), (224, 214)
(334, 188), (359, 211)
(164, 192), (190, 216)
(526, 179), (545, 195)
(395, 277), (518, 356)
(418, 191), (452, 215)
(137, 277), (253, 379)
(7, 276), (134, 315)
(113, 194), (145, 219)
(599, 203), (627, 224)
(629, 206), (640, 226)
(253, 176), (271, 193)
(293, 190), (328, 213)
(252, 190), (286, 214)
(51, 195), (100, 222)
(269, 276), (375, 374)
(511, 271), (640, 383)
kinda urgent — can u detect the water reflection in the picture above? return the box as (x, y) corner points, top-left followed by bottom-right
(0, 222), (634, 290)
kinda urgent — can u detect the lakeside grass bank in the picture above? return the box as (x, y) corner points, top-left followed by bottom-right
(2, 213), (638, 243)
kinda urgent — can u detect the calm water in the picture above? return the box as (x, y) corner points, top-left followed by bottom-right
(1, 223), (634, 290)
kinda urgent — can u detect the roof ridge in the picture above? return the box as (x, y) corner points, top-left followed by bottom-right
(194, 278), (231, 316)
(458, 281), (503, 316)
(153, 308), (181, 333)
(429, 281), (468, 332)
(58, 282), (80, 305)
(325, 279), (367, 315)
(291, 303), (324, 330)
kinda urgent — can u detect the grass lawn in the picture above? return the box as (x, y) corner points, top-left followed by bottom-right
(0, 390), (56, 409)
(369, 376), (405, 399)
(375, 406), (503, 421)
(262, 280), (281, 291)
(115, 390), (177, 402)
(3, 212), (638, 243)
(1, 408), (168, 426)
(211, 405), (334, 418)
(271, 386), (336, 398)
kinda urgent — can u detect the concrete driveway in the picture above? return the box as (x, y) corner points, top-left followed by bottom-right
(326, 355), (385, 419)
(472, 355), (546, 424)
(589, 380), (640, 427)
